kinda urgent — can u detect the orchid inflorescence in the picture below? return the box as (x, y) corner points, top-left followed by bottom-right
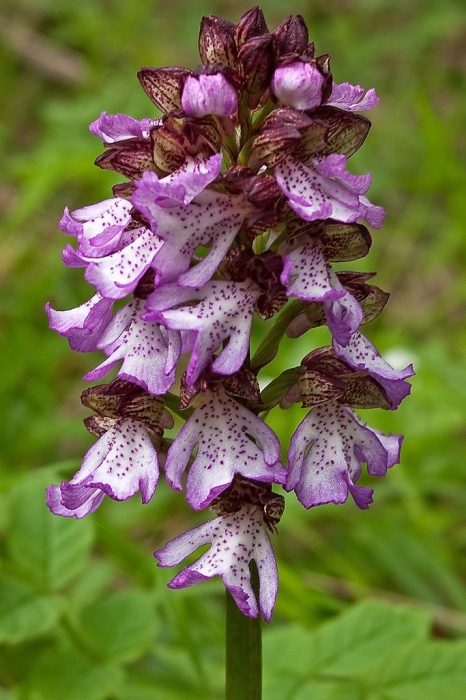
(47, 7), (413, 621)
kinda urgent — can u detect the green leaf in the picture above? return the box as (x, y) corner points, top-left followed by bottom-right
(116, 675), (210, 700)
(95, 521), (157, 588)
(68, 560), (116, 611)
(26, 648), (124, 700)
(367, 639), (466, 700)
(264, 599), (429, 675)
(78, 589), (157, 663)
(6, 471), (94, 592)
(264, 600), (466, 700)
(0, 575), (62, 644)
(116, 643), (222, 700)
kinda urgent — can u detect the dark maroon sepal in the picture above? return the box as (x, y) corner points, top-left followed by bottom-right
(273, 14), (310, 59)
(95, 139), (156, 179)
(138, 66), (190, 113)
(198, 15), (238, 69)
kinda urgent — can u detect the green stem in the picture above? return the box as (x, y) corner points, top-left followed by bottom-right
(225, 566), (262, 700)
(251, 299), (307, 372)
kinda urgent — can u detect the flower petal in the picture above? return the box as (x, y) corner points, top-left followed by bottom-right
(324, 271), (364, 345)
(89, 111), (158, 142)
(181, 74), (238, 117)
(46, 484), (104, 519)
(46, 418), (159, 518)
(63, 198), (133, 257)
(84, 228), (164, 299)
(326, 82), (380, 112)
(133, 154), (222, 209)
(271, 61), (324, 111)
(280, 237), (345, 302)
(134, 180), (246, 287)
(276, 156), (385, 229)
(46, 293), (114, 352)
(68, 418), (159, 503)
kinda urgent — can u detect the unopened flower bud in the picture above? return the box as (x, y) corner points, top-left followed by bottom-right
(138, 66), (189, 112)
(94, 139), (156, 179)
(235, 6), (269, 47)
(271, 61), (325, 110)
(182, 73), (238, 117)
(151, 115), (222, 172)
(273, 15), (311, 59)
(199, 15), (238, 69)
(238, 34), (275, 107)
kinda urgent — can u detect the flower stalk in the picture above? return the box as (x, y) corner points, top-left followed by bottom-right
(226, 565), (262, 700)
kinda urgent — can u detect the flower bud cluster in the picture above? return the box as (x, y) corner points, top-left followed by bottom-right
(47, 7), (413, 620)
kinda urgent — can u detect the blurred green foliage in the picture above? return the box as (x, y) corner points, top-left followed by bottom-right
(1, 0), (466, 697)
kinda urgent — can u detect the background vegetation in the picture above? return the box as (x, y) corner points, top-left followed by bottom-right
(1, 0), (465, 697)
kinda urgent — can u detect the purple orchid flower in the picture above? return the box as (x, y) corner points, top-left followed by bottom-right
(59, 198), (134, 258)
(46, 8), (411, 626)
(46, 293), (114, 352)
(286, 400), (402, 509)
(333, 330), (415, 409)
(46, 418), (159, 518)
(276, 154), (385, 229)
(83, 227), (164, 300)
(145, 280), (260, 386)
(164, 387), (286, 509)
(280, 236), (363, 344)
(155, 504), (278, 621)
(133, 155), (248, 288)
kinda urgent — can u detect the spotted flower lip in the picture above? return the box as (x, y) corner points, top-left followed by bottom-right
(145, 280), (260, 386)
(84, 299), (181, 396)
(59, 200), (165, 300)
(46, 418), (159, 519)
(154, 504), (279, 621)
(276, 154), (385, 229)
(280, 236), (363, 345)
(84, 227), (164, 300)
(181, 73), (238, 117)
(163, 387), (287, 510)
(285, 400), (402, 509)
(324, 271), (364, 346)
(133, 154), (223, 210)
(280, 236), (346, 303)
(89, 111), (159, 142)
(133, 156), (248, 288)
